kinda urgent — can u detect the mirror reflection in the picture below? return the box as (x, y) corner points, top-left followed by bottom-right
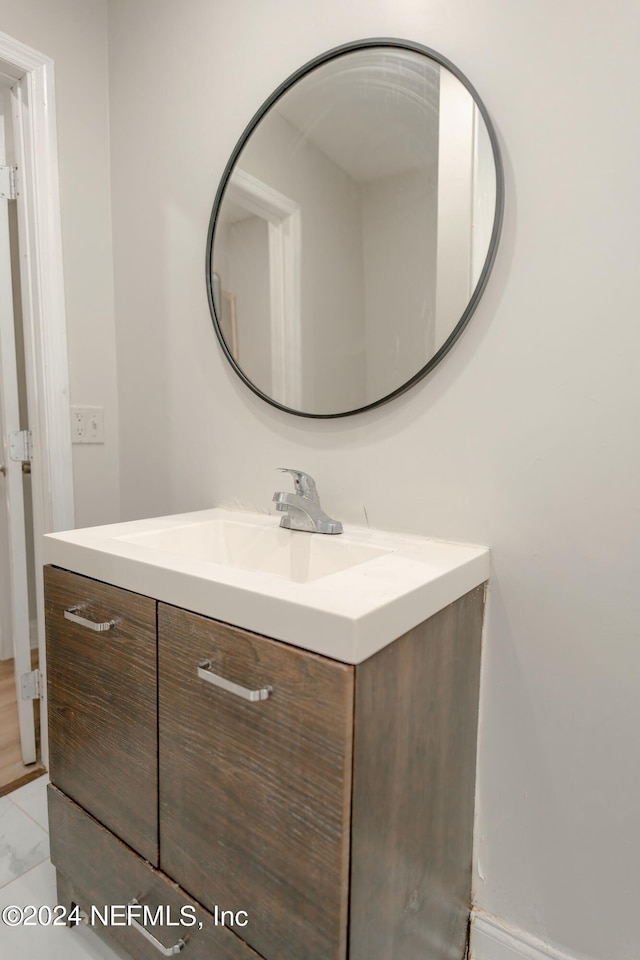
(209, 43), (501, 417)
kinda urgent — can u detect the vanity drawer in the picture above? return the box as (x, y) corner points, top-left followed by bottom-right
(45, 566), (158, 865)
(158, 602), (354, 960)
(49, 785), (260, 960)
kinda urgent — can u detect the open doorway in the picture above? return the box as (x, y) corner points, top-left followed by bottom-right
(0, 31), (75, 791)
(0, 77), (42, 794)
(0, 660), (40, 795)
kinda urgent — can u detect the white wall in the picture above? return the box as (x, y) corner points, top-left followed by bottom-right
(0, 0), (119, 527)
(107, 2), (640, 959)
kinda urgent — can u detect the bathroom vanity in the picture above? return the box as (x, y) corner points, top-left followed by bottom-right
(37, 24), (504, 958)
(43, 509), (489, 960)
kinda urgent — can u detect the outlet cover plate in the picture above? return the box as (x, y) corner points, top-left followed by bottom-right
(71, 405), (104, 444)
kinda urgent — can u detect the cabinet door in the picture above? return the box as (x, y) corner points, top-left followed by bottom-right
(158, 603), (354, 960)
(45, 566), (158, 864)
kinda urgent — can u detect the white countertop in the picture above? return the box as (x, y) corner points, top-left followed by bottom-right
(43, 508), (490, 664)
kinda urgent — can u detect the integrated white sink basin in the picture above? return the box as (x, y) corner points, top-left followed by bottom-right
(118, 517), (389, 583)
(43, 508), (489, 664)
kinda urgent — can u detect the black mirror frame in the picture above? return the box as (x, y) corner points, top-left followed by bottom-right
(206, 37), (504, 419)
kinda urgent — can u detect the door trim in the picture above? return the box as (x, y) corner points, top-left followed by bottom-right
(0, 30), (75, 766)
(0, 100), (34, 760)
(222, 169), (302, 408)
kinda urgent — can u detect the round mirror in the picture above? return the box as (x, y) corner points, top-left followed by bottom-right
(206, 39), (503, 418)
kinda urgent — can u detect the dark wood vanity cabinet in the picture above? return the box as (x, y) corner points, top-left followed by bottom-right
(45, 565), (485, 960)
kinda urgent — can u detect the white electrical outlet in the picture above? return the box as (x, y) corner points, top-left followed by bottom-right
(71, 409), (85, 441)
(71, 406), (104, 444)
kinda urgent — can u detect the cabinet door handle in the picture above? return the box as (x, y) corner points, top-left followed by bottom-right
(197, 660), (272, 702)
(128, 900), (185, 955)
(64, 605), (118, 632)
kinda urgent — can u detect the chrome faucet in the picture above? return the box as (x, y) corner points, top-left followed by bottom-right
(272, 469), (343, 535)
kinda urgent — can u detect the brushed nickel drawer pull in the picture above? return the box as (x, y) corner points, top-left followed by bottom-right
(197, 660), (272, 702)
(128, 900), (185, 955)
(64, 605), (118, 632)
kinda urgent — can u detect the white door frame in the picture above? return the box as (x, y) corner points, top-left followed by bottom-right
(225, 169), (302, 407)
(0, 31), (75, 767)
(0, 89), (35, 762)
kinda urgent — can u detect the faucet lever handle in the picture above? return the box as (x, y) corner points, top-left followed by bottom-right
(277, 468), (319, 501)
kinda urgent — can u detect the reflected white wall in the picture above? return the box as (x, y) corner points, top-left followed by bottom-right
(238, 110), (366, 413)
(435, 68), (474, 350)
(471, 109), (497, 288)
(362, 168), (438, 401)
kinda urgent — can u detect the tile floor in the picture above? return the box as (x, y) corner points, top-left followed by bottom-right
(0, 774), (128, 959)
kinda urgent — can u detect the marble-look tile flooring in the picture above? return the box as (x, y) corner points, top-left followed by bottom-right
(0, 774), (128, 959)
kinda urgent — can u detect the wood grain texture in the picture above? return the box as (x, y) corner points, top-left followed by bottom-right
(158, 602), (354, 960)
(49, 785), (261, 960)
(349, 586), (485, 960)
(45, 566), (158, 864)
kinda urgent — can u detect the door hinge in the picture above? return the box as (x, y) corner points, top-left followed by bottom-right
(21, 669), (42, 701)
(0, 164), (17, 201)
(9, 429), (33, 463)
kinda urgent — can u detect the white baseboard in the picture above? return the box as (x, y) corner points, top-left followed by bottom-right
(471, 911), (589, 960)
